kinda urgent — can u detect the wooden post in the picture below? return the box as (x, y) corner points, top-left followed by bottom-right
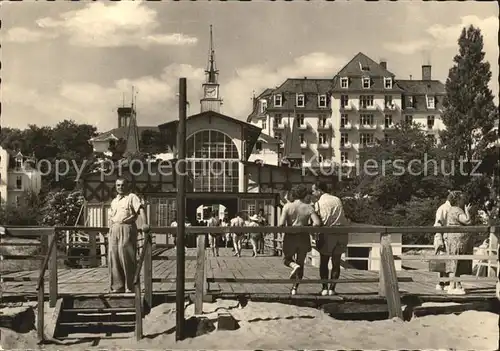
(378, 232), (403, 319)
(37, 276), (45, 342)
(488, 226), (498, 277)
(144, 232), (153, 311)
(176, 77), (187, 341)
(194, 233), (206, 314)
(89, 231), (97, 267)
(49, 229), (58, 308)
(135, 278), (143, 340)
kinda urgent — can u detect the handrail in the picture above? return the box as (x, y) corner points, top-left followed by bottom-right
(37, 234), (57, 291)
(5, 225), (497, 236)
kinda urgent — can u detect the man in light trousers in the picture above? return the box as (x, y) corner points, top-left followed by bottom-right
(108, 177), (150, 293)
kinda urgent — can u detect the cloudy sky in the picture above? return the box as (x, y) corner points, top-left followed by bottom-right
(2, 1), (498, 132)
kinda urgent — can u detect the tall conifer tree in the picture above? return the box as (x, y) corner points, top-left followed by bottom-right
(440, 25), (498, 177)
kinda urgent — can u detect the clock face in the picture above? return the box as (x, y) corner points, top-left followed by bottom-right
(205, 86), (217, 98)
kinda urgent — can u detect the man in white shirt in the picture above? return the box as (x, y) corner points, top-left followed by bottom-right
(311, 182), (348, 296)
(108, 177), (150, 293)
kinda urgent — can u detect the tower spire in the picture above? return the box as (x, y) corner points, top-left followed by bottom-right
(206, 24), (218, 84)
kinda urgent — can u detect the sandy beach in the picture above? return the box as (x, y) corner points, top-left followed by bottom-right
(1, 299), (498, 350)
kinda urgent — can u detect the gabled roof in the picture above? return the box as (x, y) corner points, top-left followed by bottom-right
(396, 80), (446, 95)
(336, 52), (395, 77)
(273, 78), (333, 94)
(158, 110), (261, 131)
(265, 78), (334, 111)
(247, 88), (274, 121)
(158, 110), (263, 161)
(89, 126), (159, 142)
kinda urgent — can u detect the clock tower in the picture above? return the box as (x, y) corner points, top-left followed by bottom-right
(200, 25), (222, 113)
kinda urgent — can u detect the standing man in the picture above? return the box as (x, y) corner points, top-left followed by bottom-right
(279, 185), (322, 295)
(311, 182), (348, 296)
(108, 177), (150, 293)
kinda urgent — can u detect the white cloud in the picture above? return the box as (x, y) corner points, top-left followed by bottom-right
(3, 63), (206, 131)
(6, 2), (198, 47)
(384, 15), (498, 55)
(223, 52), (345, 119)
(4, 27), (58, 43)
(2, 52), (344, 132)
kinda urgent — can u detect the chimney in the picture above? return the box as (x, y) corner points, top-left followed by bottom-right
(380, 61), (387, 70)
(117, 107), (133, 128)
(422, 65), (432, 80)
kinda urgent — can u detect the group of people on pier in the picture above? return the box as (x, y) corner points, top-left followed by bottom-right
(106, 177), (499, 299)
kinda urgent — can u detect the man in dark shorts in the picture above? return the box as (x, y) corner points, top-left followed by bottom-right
(278, 185), (321, 295)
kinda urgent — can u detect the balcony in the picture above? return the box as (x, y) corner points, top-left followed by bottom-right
(358, 123), (377, 130)
(381, 124), (396, 131)
(298, 122), (308, 130)
(319, 159), (335, 168)
(358, 142), (376, 149)
(317, 121), (331, 131)
(384, 103), (399, 112)
(358, 104), (377, 112)
(340, 142), (352, 149)
(340, 103), (356, 112)
(339, 122), (353, 131)
(273, 121), (287, 130)
(317, 142), (330, 149)
(341, 160), (355, 168)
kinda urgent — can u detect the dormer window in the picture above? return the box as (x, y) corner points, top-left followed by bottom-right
(296, 94), (305, 107)
(362, 77), (371, 89)
(318, 95), (327, 108)
(407, 96), (414, 108)
(260, 100), (267, 114)
(340, 77), (349, 89)
(15, 158), (23, 169)
(384, 77), (392, 89)
(427, 95), (435, 109)
(274, 94), (282, 107)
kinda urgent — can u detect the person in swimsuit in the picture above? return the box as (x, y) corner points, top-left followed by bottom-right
(278, 184), (322, 295)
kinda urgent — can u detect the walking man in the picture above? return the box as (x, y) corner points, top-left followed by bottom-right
(230, 212), (245, 256)
(311, 182), (348, 296)
(279, 185), (321, 295)
(108, 177), (150, 293)
(207, 210), (220, 256)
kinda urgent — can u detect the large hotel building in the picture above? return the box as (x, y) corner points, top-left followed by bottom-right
(247, 52), (446, 167)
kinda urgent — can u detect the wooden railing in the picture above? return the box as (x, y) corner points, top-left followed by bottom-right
(1, 224), (498, 342)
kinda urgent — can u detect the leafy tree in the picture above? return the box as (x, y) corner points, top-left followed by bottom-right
(356, 123), (451, 209)
(0, 120), (98, 192)
(440, 25), (498, 193)
(40, 190), (85, 226)
(0, 191), (42, 225)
